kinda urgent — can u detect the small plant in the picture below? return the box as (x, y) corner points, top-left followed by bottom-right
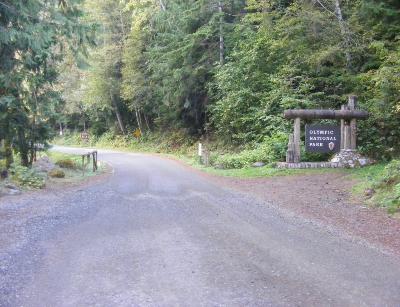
(49, 168), (66, 178)
(56, 158), (77, 169)
(10, 164), (45, 189)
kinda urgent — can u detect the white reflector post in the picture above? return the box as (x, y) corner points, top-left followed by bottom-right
(198, 143), (203, 157)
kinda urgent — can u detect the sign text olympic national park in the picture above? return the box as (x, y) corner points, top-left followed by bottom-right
(305, 125), (341, 153)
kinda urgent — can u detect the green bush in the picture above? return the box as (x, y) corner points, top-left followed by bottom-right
(49, 168), (66, 178)
(53, 132), (98, 147)
(378, 160), (400, 187)
(10, 164), (45, 189)
(214, 133), (288, 169)
(369, 160), (400, 213)
(370, 160), (400, 190)
(56, 158), (77, 169)
(0, 159), (6, 172)
(54, 130), (196, 155)
(96, 131), (131, 148)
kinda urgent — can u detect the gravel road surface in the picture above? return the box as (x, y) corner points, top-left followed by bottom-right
(1, 146), (400, 306)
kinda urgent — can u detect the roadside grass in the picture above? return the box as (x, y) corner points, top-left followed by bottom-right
(177, 154), (345, 178)
(349, 162), (400, 214)
(350, 163), (387, 195)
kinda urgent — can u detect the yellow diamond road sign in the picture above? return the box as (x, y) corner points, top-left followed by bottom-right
(133, 129), (142, 139)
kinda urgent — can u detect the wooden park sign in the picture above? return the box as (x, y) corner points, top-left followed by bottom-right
(80, 131), (89, 143)
(283, 96), (368, 164)
(305, 124), (341, 153)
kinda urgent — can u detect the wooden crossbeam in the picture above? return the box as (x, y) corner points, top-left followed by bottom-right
(284, 109), (368, 120)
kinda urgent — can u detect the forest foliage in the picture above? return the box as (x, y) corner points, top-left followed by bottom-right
(0, 0), (95, 167)
(1, 0), (400, 167)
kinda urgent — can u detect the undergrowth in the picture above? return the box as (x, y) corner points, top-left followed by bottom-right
(367, 160), (400, 214)
(10, 164), (46, 189)
(0, 151), (106, 191)
(352, 161), (400, 214)
(54, 130), (197, 156)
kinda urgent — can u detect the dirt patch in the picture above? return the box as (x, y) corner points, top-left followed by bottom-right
(208, 172), (400, 257)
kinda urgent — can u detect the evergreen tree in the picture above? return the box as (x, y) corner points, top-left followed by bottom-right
(0, 0), (94, 166)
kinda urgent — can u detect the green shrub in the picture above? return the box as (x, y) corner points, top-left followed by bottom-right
(49, 168), (65, 178)
(96, 131), (131, 148)
(372, 160), (400, 189)
(0, 159), (6, 172)
(366, 160), (400, 214)
(10, 164), (45, 189)
(53, 131), (98, 147)
(56, 158), (77, 169)
(54, 130), (196, 155)
(214, 133), (288, 169)
(380, 160), (400, 186)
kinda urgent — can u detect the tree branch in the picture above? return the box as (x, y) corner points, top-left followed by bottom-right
(314, 0), (336, 17)
(158, 0), (166, 11)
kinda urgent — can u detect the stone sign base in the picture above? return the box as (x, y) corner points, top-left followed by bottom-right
(277, 162), (341, 169)
(277, 150), (374, 169)
(330, 150), (374, 168)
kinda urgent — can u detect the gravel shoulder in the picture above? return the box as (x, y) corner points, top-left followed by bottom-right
(206, 171), (400, 258)
(158, 155), (400, 258)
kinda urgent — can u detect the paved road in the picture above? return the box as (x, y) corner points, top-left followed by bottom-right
(1, 147), (400, 306)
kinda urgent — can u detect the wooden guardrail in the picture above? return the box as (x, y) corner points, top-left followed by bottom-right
(81, 151), (98, 175)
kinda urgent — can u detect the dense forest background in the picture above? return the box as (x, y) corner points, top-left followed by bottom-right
(1, 0), (400, 167)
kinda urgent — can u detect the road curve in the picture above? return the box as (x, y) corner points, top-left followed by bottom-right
(1, 146), (400, 306)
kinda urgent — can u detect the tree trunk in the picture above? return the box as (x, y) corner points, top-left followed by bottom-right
(114, 105), (125, 135)
(110, 90), (125, 134)
(135, 106), (143, 133)
(4, 138), (13, 168)
(334, 0), (352, 69)
(118, 8), (126, 37)
(158, 0), (166, 11)
(218, 1), (224, 65)
(17, 127), (29, 167)
(143, 112), (151, 131)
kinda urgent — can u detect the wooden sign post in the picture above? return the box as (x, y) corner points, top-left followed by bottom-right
(282, 95), (369, 167)
(80, 131), (89, 144)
